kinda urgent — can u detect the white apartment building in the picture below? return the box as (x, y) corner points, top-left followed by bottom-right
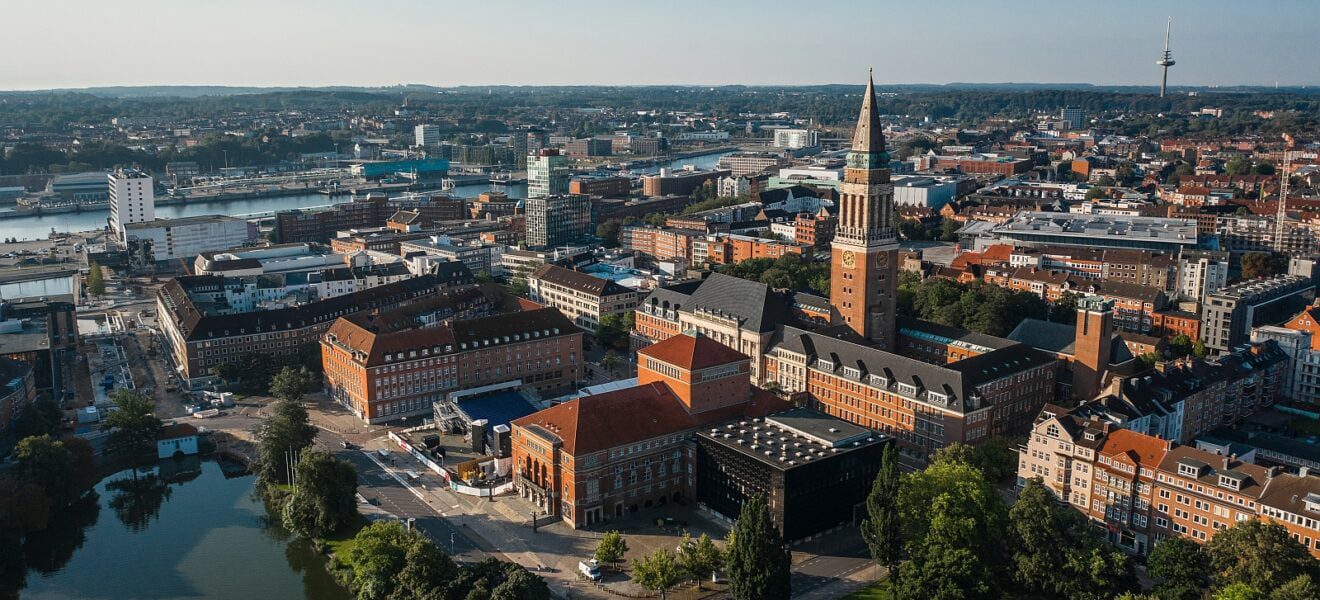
(415, 124), (441, 147)
(1178, 251), (1231, 302)
(773, 128), (819, 149)
(109, 168), (155, 240)
(1252, 326), (1320, 405)
(123, 215), (254, 262)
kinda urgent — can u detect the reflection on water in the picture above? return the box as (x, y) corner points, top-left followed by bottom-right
(0, 151), (730, 241)
(7, 459), (349, 600)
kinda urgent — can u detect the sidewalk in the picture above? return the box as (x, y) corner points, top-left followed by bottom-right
(358, 436), (606, 598)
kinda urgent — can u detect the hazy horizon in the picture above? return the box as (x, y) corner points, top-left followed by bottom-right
(2, 0), (1316, 91)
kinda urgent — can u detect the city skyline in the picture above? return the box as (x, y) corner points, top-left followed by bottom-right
(2, 0), (1318, 91)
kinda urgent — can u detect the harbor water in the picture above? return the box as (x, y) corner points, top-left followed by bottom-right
(0, 151), (730, 242)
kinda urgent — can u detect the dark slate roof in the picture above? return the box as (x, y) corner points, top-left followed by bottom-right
(771, 326), (1057, 414)
(160, 274), (446, 341)
(1115, 340), (1289, 416)
(639, 273), (797, 334)
(449, 307), (578, 349)
(530, 264), (632, 298)
(756, 185), (828, 205)
(1007, 318), (1135, 364)
(686, 273), (795, 333)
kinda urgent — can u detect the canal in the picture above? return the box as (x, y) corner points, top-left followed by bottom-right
(0, 151), (732, 241)
(7, 459), (350, 600)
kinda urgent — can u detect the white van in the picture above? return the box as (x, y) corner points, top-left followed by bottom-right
(578, 559), (602, 581)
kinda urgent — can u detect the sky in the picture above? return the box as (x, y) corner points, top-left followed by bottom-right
(3, 0), (1317, 90)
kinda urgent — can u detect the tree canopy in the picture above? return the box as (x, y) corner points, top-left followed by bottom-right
(725, 496), (791, 600)
(101, 389), (163, 457)
(898, 274), (1050, 337)
(257, 398), (318, 486)
(717, 253), (829, 296)
(281, 450), (358, 539)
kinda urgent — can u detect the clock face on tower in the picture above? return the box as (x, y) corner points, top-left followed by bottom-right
(877, 253), (888, 267)
(841, 250), (856, 269)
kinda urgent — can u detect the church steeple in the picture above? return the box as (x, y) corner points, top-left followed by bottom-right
(850, 68), (886, 156)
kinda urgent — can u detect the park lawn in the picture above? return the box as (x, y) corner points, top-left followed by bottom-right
(843, 578), (893, 599)
(323, 516), (368, 565)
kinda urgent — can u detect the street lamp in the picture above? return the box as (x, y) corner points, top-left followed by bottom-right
(450, 531), (456, 554)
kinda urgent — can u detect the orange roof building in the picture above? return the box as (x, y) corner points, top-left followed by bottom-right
(510, 332), (789, 528)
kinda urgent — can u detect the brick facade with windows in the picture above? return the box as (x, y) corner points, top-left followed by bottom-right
(510, 333), (788, 528)
(322, 300), (581, 424)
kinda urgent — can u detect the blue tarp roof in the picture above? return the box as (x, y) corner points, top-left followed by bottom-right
(455, 390), (539, 430)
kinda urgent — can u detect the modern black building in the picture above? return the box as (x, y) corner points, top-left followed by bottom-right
(695, 407), (890, 542)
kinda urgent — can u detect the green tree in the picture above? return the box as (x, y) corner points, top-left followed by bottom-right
(14, 398), (63, 438)
(1272, 574), (1320, 600)
(101, 389), (163, 457)
(726, 496), (791, 600)
(594, 530), (628, 570)
(678, 533), (723, 589)
(632, 548), (684, 600)
(1148, 536), (1209, 600)
(86, 262), (106, 296)
(1007, 479), (1071, 595)
(759, 268), (794, 290)
(13, 435), (76, 506)
(1169, 334), (1195, 358)
(270, 366), (314, 404)
(595, 314), (631, 352)
(1240, 252), (1283, 280)
(600, 350), (623, 373)
(1206, 519), (1318, 592)
(861, 443), (902, 594)
(1225, 157), (1253, 176)
(212, 361), (241, 386)
(342, 520), (412, 600)
(897, 494), (999, 600)
(1135, 353), (1159, 372)
(596, 219), (623, 248)
(257, 398), (318, 486)
(1166, 163), (1195, 185)
(1213, 582), (1265, 600)
(939, 218), (960, 241)
(396, 535), (459, 600)
(490, 567), (550, 600)
(281, 450), (357, 538)
(1084, 186), (1106, 201)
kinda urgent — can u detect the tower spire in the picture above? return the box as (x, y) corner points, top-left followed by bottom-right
(851, 68), (885, 154)
(1157, 17), (1176, 98)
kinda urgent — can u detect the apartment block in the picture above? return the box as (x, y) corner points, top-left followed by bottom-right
(527, 264), (640, 332)
(1202, 276), (1314, 354)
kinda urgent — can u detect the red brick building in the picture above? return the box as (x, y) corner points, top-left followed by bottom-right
(322, 299), (582, 424)
(509, 333), (788, 527)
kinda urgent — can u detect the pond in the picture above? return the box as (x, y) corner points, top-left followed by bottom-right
(5, 458), (351, 600)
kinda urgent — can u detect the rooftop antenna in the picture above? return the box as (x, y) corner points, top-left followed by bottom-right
(1157, 17), (1176, 98)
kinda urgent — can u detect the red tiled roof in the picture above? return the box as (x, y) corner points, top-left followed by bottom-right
(512, 381), (788, 455)
(158, 422), (198, 440)
(1097, 428), (1169, 469)
(638, 333), (749, 371)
